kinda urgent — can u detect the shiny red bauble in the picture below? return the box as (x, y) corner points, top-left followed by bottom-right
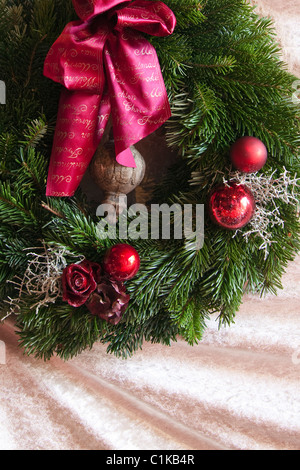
(230, 136), (268, 173)
(208, 182), (256, 230)
(102, 243), (140, 281)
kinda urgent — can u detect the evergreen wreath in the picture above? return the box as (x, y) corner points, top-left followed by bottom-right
(0, 0), (299, 360)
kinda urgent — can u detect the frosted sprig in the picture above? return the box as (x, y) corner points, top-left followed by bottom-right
(223, 168), (300, 259)
(4, 244), (84, 318)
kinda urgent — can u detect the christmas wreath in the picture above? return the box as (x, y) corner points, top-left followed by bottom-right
(0, 0), (299, 360)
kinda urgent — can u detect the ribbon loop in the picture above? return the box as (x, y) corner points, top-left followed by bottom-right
(44, 0), (176, 197)
(73, 0), (129, 22)
(113, 1), (176, 36)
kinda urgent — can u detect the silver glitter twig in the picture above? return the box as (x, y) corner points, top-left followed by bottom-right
(223, 168), (300, 259)
(4, 244), (84, 318)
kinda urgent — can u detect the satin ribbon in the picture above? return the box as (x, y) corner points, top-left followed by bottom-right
(43, 0), (176, 197)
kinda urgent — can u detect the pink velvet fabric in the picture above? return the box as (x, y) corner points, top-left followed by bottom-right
(0, 0), (300, 450)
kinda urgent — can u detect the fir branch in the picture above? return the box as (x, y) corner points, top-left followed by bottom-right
(24, 33), (47, 88)
(21, 118), (48, 149)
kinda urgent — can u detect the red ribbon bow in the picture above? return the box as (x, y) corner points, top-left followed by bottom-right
(43, 0), (176, 197)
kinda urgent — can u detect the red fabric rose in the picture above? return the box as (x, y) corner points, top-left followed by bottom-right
(62, 260), (101, 307)
(86, 277), (130, 325)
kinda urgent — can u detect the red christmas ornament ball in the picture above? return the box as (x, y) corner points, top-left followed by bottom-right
(103, 243), (140, 281)
(230, 136), (268, 173)
(209, 182), (256, 230)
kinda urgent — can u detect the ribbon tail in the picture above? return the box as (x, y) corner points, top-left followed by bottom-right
(104, 31), (171, 169)
(46, 90), (110, 197)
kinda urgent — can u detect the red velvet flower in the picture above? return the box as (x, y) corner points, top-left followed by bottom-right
(62, 260), (101, 307)
(86, 277), (130, 325)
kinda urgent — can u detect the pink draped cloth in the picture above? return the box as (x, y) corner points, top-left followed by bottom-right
(1, 255), (300, 450)
(1, 0), (300, 451)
